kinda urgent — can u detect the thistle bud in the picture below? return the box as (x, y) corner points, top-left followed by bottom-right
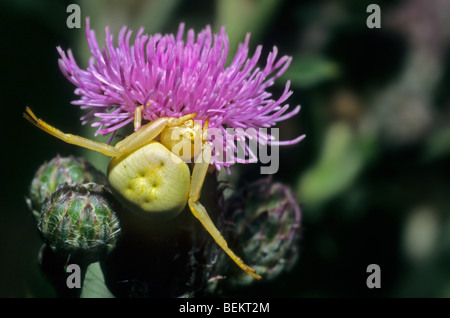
(39, 182), (121, 263)
(220, 177), (302, 286)
(27, 155), (107, 222)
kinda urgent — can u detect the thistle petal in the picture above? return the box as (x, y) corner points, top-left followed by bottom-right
(58, 19), (303, 168)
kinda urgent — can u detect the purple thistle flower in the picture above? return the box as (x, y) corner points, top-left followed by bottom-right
(57, 18), (304, 170)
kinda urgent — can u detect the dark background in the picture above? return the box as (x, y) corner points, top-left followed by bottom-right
(1, 0), (450, 297)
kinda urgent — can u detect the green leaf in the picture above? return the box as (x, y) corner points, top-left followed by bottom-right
(282, 55), (339, 88)
(80, 262), (114, 298)
(215, 0), (282, 60)
(296, 122), (371, 209)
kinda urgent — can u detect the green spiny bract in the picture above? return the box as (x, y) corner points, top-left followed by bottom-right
(220, 178), (302, 286)
(39, 182), (121, 263)
(27, 155), (107, 223)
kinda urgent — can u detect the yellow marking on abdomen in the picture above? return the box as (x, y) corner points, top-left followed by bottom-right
(107, 141), (191, 220)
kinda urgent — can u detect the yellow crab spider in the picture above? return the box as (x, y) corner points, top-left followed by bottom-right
(24, 107), (261, 280)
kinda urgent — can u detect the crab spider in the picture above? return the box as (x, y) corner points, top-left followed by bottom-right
(24, 107), (261, 280)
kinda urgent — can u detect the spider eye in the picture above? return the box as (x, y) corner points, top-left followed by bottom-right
(160, 122), (203, 162)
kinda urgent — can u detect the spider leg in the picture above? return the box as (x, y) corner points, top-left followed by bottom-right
(115, 113), (197, 155)
(134, 105), (144, 130)
(188, 143), (261, 280)
(25, 106), (199, 158)
(24, 107), (121, 157)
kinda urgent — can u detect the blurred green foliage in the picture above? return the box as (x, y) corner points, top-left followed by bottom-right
(1, 0), (450, 298)
(283, 55), (340, 88)
(297, 121), (373, 213)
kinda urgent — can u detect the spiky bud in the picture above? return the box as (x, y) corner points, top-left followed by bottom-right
(39, 182), (121, 263)
(220, 177), (302, 286)
(27, 155), (106, 220)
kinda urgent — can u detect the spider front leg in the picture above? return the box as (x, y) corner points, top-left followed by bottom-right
(188, 143), (262, 280)
(24, 107), (121, 157)
(115, 113), (197, 155)
(24, 106), (196, 159)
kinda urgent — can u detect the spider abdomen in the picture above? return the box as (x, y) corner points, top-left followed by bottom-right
(107, 141), (191, 220)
